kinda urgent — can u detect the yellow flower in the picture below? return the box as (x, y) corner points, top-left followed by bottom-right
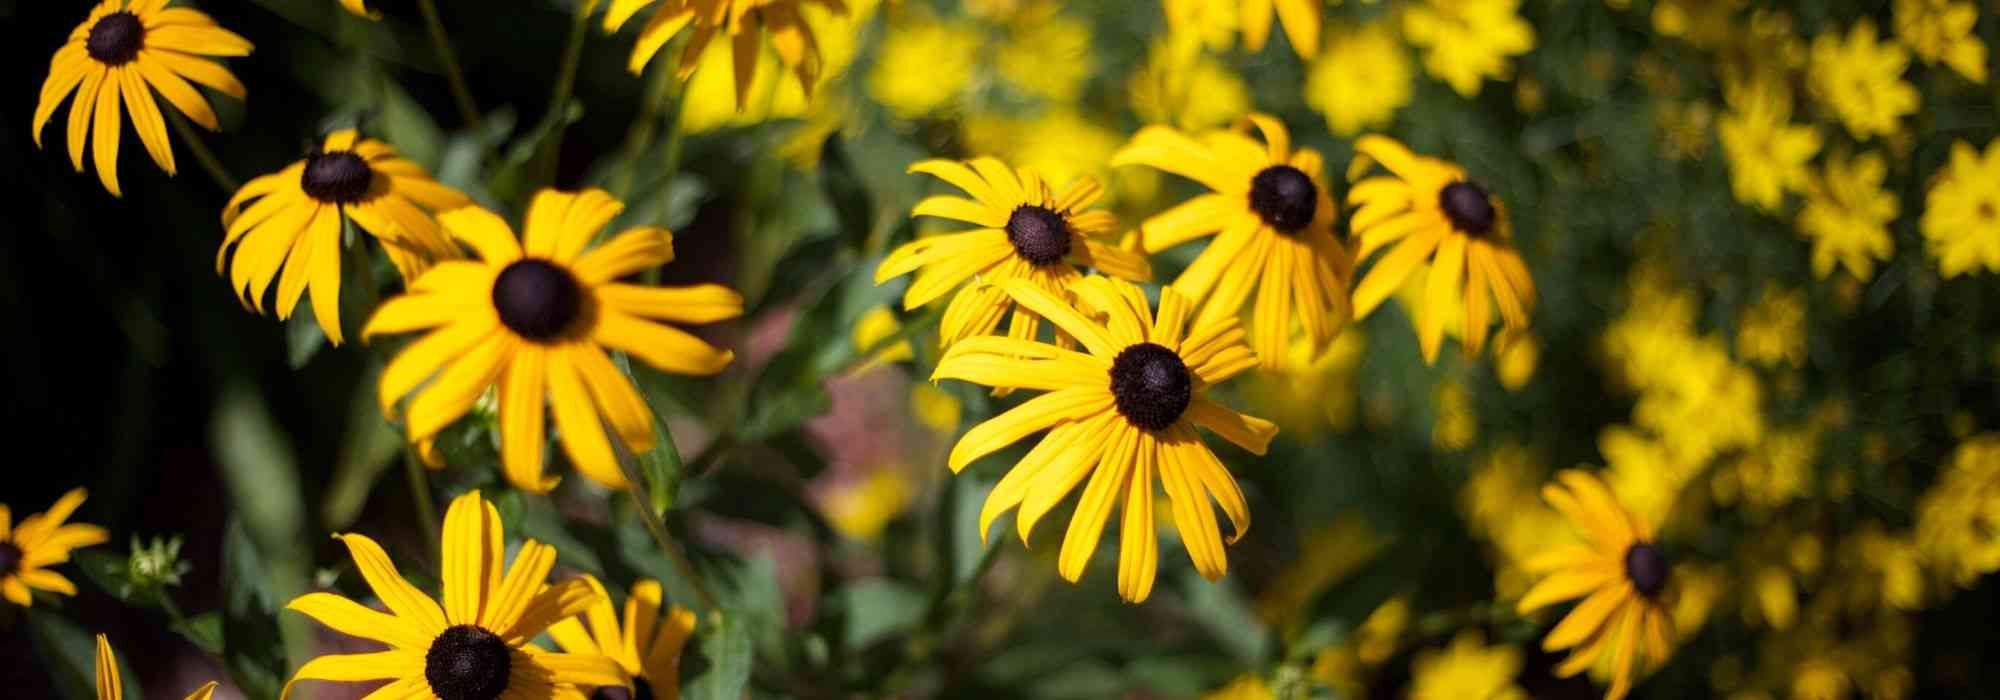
(1304, 22), (1413, 137)
(366, 189), (742, 493)
(1160, 0), (1241, 54)
(1630, 339), (1763, 466)
(932, 277), (1277, 603)
(1244, 330), (1366, 434)
(1432, 380), (1477, 452)
(1915, 435), (2000, 587)
(1402, 0), (1535, 97)
(1494, 331), (1538, 391)
(96, 635), (217, 700)
(1717, 76), (1821, 212)
(1203, 674), (1275, 700)
(996, 14), (1094, 103)
(1649, 0), (1744, 49)
(1164, 0), (1320, 58)
(821, 467), (917, 541)
(1112, 115), (1354, 370)
(1892, 0), (1986, 84)
(339, 0), (378, 19)
(1808, 21), (1919, 140)
(1797, 150), (1897, 281)
(33, 0), (252, 196)
(910, 382), (963, 433)
(868, 16), (981, 119)
(1408, 631), (1528, 700)
(853, 305), (916, 368)
(218, 130), (471, 345)
(1128, 37), (1252, 131)
(603, 0), (842, 109)
(876, 158), (1149, 348)
(1518, 470), (1676, 700)
(1348, 135), (1536, 364)
(1735, 286), (1806, 368)
(283, 491), (627, 698)
(1, 488), (108, 607)
(548, 576), (698, 699)
(1920, 139), (2000, 277)
(676, 0), (874, 132)
(959, 111), (1128, 204)
(1597, 426), (1696, 532)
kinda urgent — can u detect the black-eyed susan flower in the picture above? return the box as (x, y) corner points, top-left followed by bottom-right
(283, 490), (626, 699)
(218, 129), (471, 345)
(602, 0), (843, 108)
(549, 576), (697, 699)
(32, 0), (252, 196)
(934, 276), (1276, 603)
(367, 188), (742, 493)
(1517, 470), (1675, 700)
(1, 488), (108, 607)
(1347, 135), (1536, 365)
(96, 635), (216, 700)
(1109, 115), (1353, 371)
(876, 158), (1151, 349)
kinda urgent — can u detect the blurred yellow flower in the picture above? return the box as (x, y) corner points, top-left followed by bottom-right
(961, 110), (1126, 203)
(1244, 330), (1366, 434)
(1432, 380), (1478, 452)
(1791, 657), (1846, 700)
(1915, 435), (2000, 587)
(1892, 0), (1986, 84)
(1650, 0), (1744, 49)
(678, 0), (875, 132)
(1736, 286), (1806, 368)
(1632, 339), (1764, 466)
(1493, 332), (1538, 391)
(1160, 0), (1241, 54)
(1598, 426), (1695, 531)
(1919, 139), (2000, 277)
(1751, 565), (1798, 629)
(852, 305), (915, 368)
(909, 383), (962, 434)
(1719, 427), (1815, 512)
(868, 16), (981, 119)
(1304, 22), (1413, 137)
(603, 0), (842, 109)
(1653, 101), (1715, 162)
(1518, 470), (1676, 700)
(1311, 595), (1411, 696)
(1462, 444), (1575, 599)
(822, 468), (916, 541)
(1402, 0), (1535, 97)
(1407, 631), (1528, 700)
(996, 14), (1093, 103)
(1165, 0), (1320, 59)
(1807, 21), (1919, 140)
(1203, 673), (1275, 700)
(1129, 37), (1253, 131)
(1797, 150), (1898, 281)
(1718, 76), (1821, 212)
(1, 488), (108, 607)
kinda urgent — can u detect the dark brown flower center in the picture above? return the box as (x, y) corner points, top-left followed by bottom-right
(592, 679), (656, 700)
(1248, 165), (1318, 234)
(86, 12), (144, 65)
(300, 151), (376, 204)
(493, 259), (586, 341)
(0, 541), (21, 577)
(1439, 181), (1497, 236)
(1110, 342), (1192, 431)
(1006, 205), (1072, 267)
(424, 625), (512, 700)
(1624, 543), (1669, 598)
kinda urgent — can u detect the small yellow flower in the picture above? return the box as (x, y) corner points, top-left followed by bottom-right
(1649, 0), (1745, 49)
(96, 635), (217, 700)
(1717, 76), (1821, 212)
(1402, 0), (1535, 97)
(548, 576), (698, 699)
(1915, 435), (2000, 587)
(1920, 139), (2000, 277)
(852, 305), (915, 368)
(1494, 331), (1538, 391)
(1735, 286), (1807, 368)
(1203, 674), (1276, 700)
(1892, 0), (1986, 84)
(821, 468), (917, 541)
(603, 0), (843, 109)
(1129, 36), (1252, 131)
(1, 488), (109, 607)
(996, 14), (1094, 103)
(1518, 470), (1676, 700)
(1165, 0), (1321, 59)
(1807, 21), (1920, 140)
(1797, 150), (1897, 281)
(33, 0), (253, 196)
(868, 16), (981, 119)
(1408, 631), (1529, 700)
(1304, 22), (1413, 137)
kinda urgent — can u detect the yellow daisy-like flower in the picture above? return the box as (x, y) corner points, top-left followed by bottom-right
(1164, 0), (1318, 59)
(218, 129), (472, 345)
(1717, 76), (1821, 212)
(876, 159), (1151, 348)
(1347, 135), (1537, 364)
(1402, 0), (1535, 97)
(603, 0), (843, 109)
(1921, 139), (2000, 277)
(1304, 22), (1413, 137)
(32, 0), (252, 197)
(1893, 0), (1986, 84)
(1808, 20), (1919, 140)
(1110, 115), (1353, 370)
(1796, 150), (1897, 281)
(1, 488), (108, 607)
(1408, 631), (1528, 700)
(1517, 470), (1676, 700)
(282, 491), (627, 699)
(366, 189), (743, 493)
(549, 577), (697, 699)
(96, 635), (217, 700)
(933, 276), (1277, 603)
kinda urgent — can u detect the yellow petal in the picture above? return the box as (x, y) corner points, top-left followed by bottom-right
(285, 592), (433, 650)
(279, 650), (424, 700)
(332, 534), (448, 635)
(947, 386), (1113, 472)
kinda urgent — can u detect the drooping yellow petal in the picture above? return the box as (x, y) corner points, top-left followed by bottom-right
(1056, 425), (1138, 583)
(285, 592), (433, 651)
(280, 650), (425, 700)
(948, 386), (1114, 472)
(593, 310), (735, 376)
(1116, 432), (1160, 603)
(596, 283), (743, 324)
(547, 348), (630, 489)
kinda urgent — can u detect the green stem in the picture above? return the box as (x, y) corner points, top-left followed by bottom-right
(165, 110), (236, 192)
(541, 2), (592, 135)
(416, 0), (481, 128)
(614, 53), (683, 199)
(402, 450), (441, 563)
(628, 487), (722, 612)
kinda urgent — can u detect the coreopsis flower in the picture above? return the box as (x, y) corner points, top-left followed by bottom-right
(603, 0), (843, 109)
(1919, 139), (2000, 277)
(1165, 0), (1321, 59)
(95, 635), (216, 700)
(1916, 435), (2000, 587)
(866, 15), (980, 120)
(1735, 287), (1807, 368)
(1408, 632), (1529, 700)
(1304, 22), (1413, 137)
(1892, 0), (1986, 84)
(1649, 0), (1745, 49)
(1717, 76), (1821, 212)
(32, 0), (252, 196)
(367, 189), (742, 493)
(283, 491), (626, 698)
(218, 130), (471, 344)
(1, 488), (108, 607)
(1402, 0), (1535, 97)
(1110, 115), (1353, 370)
(1796, 150), (1898, 281)
(1518, 470), (1676, 700)
(1347, 135), (1536, 364)
(875, 158), (1149, 348)
(1129, 37), (1252, 131)
(1807, 20), (1919, 140)
(548, 576), (697, 699)
(933, 277), (1276, 603)
(995, 13), (1094, 103)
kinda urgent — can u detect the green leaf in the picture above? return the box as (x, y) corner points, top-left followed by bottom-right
(175, 612), (227, 657)
(211, 381), (318, 680)
(320, 366), (407, 530)
(221, 519), (288, 700)
(490, 102), (584, 205)
(372, 71), (445, 170)
(284, 309), (326, 370)
(818, 136), (875, 251)
(684, 608), (753, 700)
(1180, 571), (1270, 665)
(72, 548), (139, 604)
(835, 579), (926, 649)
